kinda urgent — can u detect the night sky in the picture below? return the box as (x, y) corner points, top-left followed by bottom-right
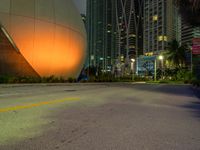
(73, 0), (86, 14)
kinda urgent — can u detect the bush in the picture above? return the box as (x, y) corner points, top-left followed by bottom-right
(0, 76), (11, 83)
(87, 74), (151, 83)
(133, 75), (149, 82)
(67, 77), (76, 83)
(192, 80), (200, 87)
(88, 73), (117, 82)
(0, 75), (68, 84)
(87, 73), (136, 82)
(176, 69), (195, 84)
(163, 68), (195, 83)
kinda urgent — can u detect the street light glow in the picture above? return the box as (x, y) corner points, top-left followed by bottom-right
(131, 58), (136, 62)
(159, 55), (164, 60)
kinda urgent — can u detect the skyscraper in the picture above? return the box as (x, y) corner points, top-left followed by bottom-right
(181, 19), (200, 74)
(143, 0), (178, 55)
(86, 0), (116, 72)
(86, 0), (143, 73)
(181, 20), (200, 46)
(115, 0), (144, 62)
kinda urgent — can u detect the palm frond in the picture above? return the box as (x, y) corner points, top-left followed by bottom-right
(165, 40), (188, 68)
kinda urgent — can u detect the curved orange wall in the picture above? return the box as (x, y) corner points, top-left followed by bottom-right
(11, 18), (86, 78)
(0, 0), (86, 79)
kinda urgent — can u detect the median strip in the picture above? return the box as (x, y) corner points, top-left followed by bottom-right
(0, 97), (80, 113)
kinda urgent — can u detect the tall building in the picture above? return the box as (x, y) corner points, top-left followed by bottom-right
(86, 0), (143, 72)
(181, 20), (200, 46)
(181, 19), (200, 73)
(143, 0), (178, 55)
(86, 0), (117, 72)
(115, 0), (144, 62)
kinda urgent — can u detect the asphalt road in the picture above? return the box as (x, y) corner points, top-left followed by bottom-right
(0, 83), (200, 150)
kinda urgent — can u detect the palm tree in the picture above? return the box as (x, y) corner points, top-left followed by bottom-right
(165, 40), (188, 69)
(176, 0), (200, 26)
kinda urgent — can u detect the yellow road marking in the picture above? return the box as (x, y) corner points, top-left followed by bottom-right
(0, 97), (80, 113)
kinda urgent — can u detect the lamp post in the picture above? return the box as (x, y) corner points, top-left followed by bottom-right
(154, 58), (157, 81)
(190, 46), (193, 73)
(158, 55), (164, 79)
(131, 58), (136, 81)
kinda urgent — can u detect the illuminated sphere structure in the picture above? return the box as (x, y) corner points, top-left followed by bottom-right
(0, 0), (86, 78)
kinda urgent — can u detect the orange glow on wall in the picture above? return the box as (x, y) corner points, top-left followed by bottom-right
(0, 0), (87, 78)
(10, 18), (86, 78)
(15, 23), (86, 78)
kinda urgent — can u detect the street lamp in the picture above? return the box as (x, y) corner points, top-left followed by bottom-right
(131, 58), (136, 73)
(131, 58), (136, 81)
(131, 58), (136, 63)
(190, 46), (193, 73)
(158, 55), (164, 60)
(158, 55), (164, 79)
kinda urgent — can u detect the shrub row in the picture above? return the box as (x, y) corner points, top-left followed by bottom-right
(86, 74), (150, 82)
(0, 76), (77, 84)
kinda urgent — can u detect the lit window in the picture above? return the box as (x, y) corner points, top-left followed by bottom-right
(158, 35), (168, 41)
(158, 36), (163, 41)
(153, 15), (158, 21)
(121, 56), (124, 61)
(145, 52), (153, 56)
(129, 34), (136, 37)
(129, 45), (135, 49)
(164, 36), (168, 41)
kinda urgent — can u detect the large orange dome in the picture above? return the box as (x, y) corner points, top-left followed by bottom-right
(0, 0), (86, 78)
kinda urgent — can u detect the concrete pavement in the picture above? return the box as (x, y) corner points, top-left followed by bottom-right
(0, 83), (200, 150)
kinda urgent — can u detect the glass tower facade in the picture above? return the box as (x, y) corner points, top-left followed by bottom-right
(86, 0), (143, 72)
(86, 0), (117, 72)
(115, 0), (144, 61)
(143, 0), (178, 55)
(181, 20), (200, 46)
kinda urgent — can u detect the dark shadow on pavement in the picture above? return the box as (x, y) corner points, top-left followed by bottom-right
(192, 87), (200, 99)
(128, 84), (194, 98)
(126, 84), (200, 119)
(180, 87), (200, 119)
(181, 101), (200, 119)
